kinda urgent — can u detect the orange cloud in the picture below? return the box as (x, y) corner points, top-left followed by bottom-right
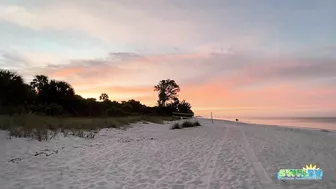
(76, 85), (157, 104)
(52, 68), (83, 77)
(78, 86), (153, 96)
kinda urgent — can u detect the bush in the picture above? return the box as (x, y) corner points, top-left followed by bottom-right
(45, 104), (64, 116)
(171, 120), (201, 130)
(182, 121), (195, 128)
(194, 121), (201, 126)
(171, 123), (181, 130)
(320, 129), (330, 133)
(8, 127), (50, 141)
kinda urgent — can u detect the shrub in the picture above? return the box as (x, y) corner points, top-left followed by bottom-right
(9, 127), (25, 138)
(34, 129), (49, 141)
(171, 123), (181, 130)
(61, 129), (69, 137)
(194, 121), (201, 126)
(171, 120), (201, 130)
(320, 129), (330, 133)
(181, 121), (194, 128)
(45, 104), (64, 116)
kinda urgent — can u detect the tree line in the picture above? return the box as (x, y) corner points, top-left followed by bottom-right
(0, 69), (193, 117)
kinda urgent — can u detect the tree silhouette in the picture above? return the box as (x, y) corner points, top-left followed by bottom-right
(99, 93), (109, 101)
(178, 100), (193, 114)
(30, 75), (49, 93)
(0, 69), (27, 106)
(30, 75), (51, 104)
(54, 81), (75, 96)
(126, 99), (144, 113)
(49, 80), (75, 98)
(121, 101), (133, 112)
(49, 80), (75, 110)
(87, 98), (97, 117)
(30, 75), (75, 105)
(0, 69), (194, 117)
(154, 79), (180, 107)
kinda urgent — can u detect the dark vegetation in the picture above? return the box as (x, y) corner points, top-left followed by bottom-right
(171, 121), (201, 130)
(0, 69), (194, 140)
(319, 129), (331, 133)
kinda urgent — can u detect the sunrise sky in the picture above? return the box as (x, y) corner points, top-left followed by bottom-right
(0, 0), (335, 118)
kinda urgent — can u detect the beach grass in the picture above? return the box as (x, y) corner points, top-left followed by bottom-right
(171, 120), (201, 130)
(0, 114), (179, 141)
(171, 123), (182, 130)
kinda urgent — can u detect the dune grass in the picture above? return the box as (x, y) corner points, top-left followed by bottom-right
(171, 123), (182, 130)
(0, 114), (178, 141)
(171, 120), (201, 130)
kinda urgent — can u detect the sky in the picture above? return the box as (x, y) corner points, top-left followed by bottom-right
(0, 0), (336, 118)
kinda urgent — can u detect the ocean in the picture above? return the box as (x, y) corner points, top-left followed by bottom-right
(214, 117), (336, 131)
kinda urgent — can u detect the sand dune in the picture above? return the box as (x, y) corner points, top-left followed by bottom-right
(0, 119), (335, 189)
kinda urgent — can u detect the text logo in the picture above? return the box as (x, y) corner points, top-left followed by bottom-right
(277, 164), (323, 180)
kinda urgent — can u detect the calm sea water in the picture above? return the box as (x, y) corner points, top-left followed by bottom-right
(215, 117), (336, 131)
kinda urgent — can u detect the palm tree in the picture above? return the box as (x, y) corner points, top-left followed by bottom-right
(0, 69), (27, 106)
(30, 75), (49, 93)
(154, 79), (180, 107)
(48, 80), (75, 110)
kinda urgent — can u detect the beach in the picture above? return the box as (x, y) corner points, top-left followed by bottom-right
(0, 118), (335, 189)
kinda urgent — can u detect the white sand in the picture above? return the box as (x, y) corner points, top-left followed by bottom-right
(0, 118), (335, 189)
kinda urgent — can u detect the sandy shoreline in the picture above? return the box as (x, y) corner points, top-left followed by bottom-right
(0, 118), (335, 189)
